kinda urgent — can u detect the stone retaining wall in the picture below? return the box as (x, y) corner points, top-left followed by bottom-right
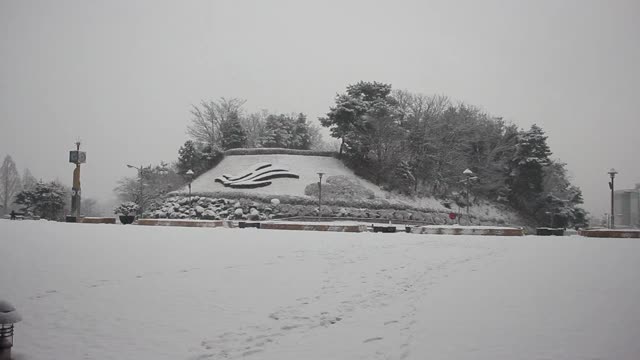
(145, 195), (514, 227)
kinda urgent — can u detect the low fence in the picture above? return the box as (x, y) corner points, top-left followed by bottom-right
(77, 217), (116, 224)
(136, 219), (230, 228)
(259, 222), (367, 233)
(411, 226), (524, 236)
(579, 229), (640, 238)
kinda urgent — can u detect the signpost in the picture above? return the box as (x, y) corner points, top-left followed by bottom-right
(69, 141), (86, 219)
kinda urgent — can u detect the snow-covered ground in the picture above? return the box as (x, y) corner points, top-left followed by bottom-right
(1, 220), (639, 360)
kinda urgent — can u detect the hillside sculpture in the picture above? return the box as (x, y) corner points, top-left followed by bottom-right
(215, 162), (299, 189)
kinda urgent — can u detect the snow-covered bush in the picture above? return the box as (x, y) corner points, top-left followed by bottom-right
(304, 175), (375, 201)
(114, 202), (140, 216)
(224, 148), (336, 157)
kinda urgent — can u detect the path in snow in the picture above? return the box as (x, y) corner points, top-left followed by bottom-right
(1, 220), (639, 360)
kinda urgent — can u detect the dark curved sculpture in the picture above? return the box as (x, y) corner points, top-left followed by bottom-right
(215, 163), (299, 188)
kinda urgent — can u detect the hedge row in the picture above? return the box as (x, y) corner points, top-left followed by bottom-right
(224, 148), (338, 157)
(177, 190), (445, 214)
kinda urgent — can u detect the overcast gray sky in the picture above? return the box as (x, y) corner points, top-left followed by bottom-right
(1, 0), (638, 217)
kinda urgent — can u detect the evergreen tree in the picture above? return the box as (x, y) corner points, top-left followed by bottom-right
(321, 81), (404, 184)
(261, 114), (294, 148)
(14, 181), (66, 219)
(220, 113), (248, 150)
(291, 113), (312, 150)
(22, 168), (37, 191)
(507, 124), (552, 215)
(177, 140), (201, 174)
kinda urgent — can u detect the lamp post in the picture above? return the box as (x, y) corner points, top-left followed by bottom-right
(127, 164), (145, 215)
(186, 169), (194, 214)
(0, 299), (22, 360)
(158, 165), (169, 195)
(544, 211), (552, 228)
(461, 169), (477, 221)
(608, 168), (618, 229)
(317, 172), (325, 220)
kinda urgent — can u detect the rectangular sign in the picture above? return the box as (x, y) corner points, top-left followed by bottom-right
(69, 151), (87, 164)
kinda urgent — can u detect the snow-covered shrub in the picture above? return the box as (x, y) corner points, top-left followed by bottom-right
(304, 175), (375, 201)
(114, 202), (140, 216)
(224, 148), (337, 157)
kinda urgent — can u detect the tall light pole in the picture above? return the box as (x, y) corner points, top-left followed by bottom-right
(127, 164), (145, 215)
(461, 169), (477, 220)
(608, 168), (618, 229)
(317, 172), (325, 220)
(158, 165), (169, 195)
(186, 169), (195, 213)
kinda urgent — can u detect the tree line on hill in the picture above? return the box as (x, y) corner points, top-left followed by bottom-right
(111, 82), (586, 227)
(114, 100), (329, 206)
(175, 98), (328, 176)
(320, 81), (586, 227)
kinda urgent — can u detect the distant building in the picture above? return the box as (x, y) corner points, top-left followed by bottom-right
(614, 183), (640, 228)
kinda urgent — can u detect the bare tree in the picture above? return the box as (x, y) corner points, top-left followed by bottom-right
(0, 155), (22, 214)
(187, 97), (247, 150)
(81, 198), (100, 216)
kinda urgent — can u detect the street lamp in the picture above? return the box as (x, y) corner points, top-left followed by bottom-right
(186, 169), (195, 213)
(461, 169), (478, 221)
(157, 166), (169, 195)
(545, 211), (554, 228)
(0, 299), (22, 360)
(317, 172), (325, 220)
(608, 168), (618, 229)
(127, 164), (145, 215)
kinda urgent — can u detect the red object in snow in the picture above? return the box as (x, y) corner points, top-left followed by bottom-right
(449, 212), (457, 220)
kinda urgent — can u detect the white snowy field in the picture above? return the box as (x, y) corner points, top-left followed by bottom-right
(1, 221), (639, 360)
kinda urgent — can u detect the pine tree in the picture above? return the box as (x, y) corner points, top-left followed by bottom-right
(261, 114), (294, 148)
(291, 113), (312, 150)
(177, 140), (201, 174)
(220, 113), (247, 150)
(22, 168), (37, 191)
(14, 181), (66, 219)
(507, 124), (552, 215)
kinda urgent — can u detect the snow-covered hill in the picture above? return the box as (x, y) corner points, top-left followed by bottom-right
(188, 154), (385, 198)
(176, 152), (523, 226)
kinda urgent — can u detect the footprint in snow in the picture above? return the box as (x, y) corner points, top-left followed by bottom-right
(363, 337), (383, 343)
